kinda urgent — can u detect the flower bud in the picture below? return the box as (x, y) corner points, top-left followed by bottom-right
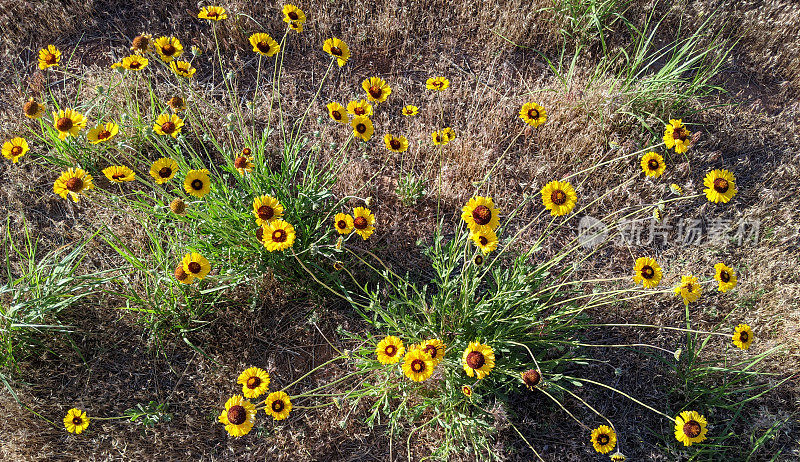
(170, 198), (187, 215)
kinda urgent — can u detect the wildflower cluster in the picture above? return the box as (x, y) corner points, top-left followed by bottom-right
(218, 366), (293, 437)
(9, 3), (773, 459)
(316, 96), (753, 457)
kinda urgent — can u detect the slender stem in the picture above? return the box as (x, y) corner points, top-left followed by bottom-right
(291, 251), (370, 309)
(583, 323), (729, 338)
(211, 24), (246, 137)
(312, 322), (343, 356)
(261, 354), (345, 402)
(290, 59), (334, 147)
(250, 54), (263, 147)
(531, 276), (631, 295)
(561, 143), (665, 183)
(537, 386), (590, 430)
(507, 340), (540, 372)
(550, 381), (615, 429)
(290, 402), (339, 410)
(92, 415), (133, 421)
(472, 128), (525, 193)
(291, 367), (380, 399)
(509, 421), (545, 462)
(407, 412), (443, 462)
(565, 375), (674, 420)
(555, 341), (677, 355)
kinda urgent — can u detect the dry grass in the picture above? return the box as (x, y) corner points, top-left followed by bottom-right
(1, 0), (799, 460)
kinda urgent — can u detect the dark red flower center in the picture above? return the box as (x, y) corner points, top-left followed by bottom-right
(337, 220), (347, 229)
(551, 190), (567, 205)
(65, 177), (83, 192)
(353, 216), (368, 229)
(713, 178), (729, 193)
(411, 359), (426, 373)
(423, 345), (438, 358)
(161, 121), (176, 134)
(242, 148), (251, 156)
(129, 60), (142, 69)
(158, 167), (172, 178)
(739, 331), (749, 342)
(72, 417), (83, 425)
(112, 173), (125, 180)
(684, 283), (693, 292)
(720, 271), (730, 283)
(479, 236), (488, 246)
(332, 110), (343, 119)
(390, 139), (401, 150)
(641, 265), (654, 279)
(271, 399), (285, 412)
(188, 262), (202, 274)
(56, 117), (73, 131)
(330, 46), (342, 56)
(132, 36), (149, 51)
(384, 345), (397, 356)
(522, 369), (541, 388)
(288, 11), (299, 20)
(258, 205), (274, 221)
(98, 130), (111, 140)
(683, 420), (701, 438)
(161, 44), (176, 56)
(207, 11), (219, 19)
(255, 227), (264, 242)
(227, 405), (246, 425)
(191, 179), (204, 190)
(673, 126), (687, 141)
(527, 108), (539, 119)
(10, 146), (22, 155)
(246, 376), (261, 389)
(597, 434), (610, 445)
(473, 255), (484, 265)
(356, 123), (367, 134)
(472, 205), (492, 225)
(23, 101), (40, 116)
(234, 156), (249, 169)
(368, 85), (382, 99)
(169, 97), (184, 109)
(272, 229), (287, 243)
(466, 350), (485, 369)
(44, 53), (57, 64)
(648, 159), (660, 170)
(256, 41), (271, 53)
(433, 80), (444, 88)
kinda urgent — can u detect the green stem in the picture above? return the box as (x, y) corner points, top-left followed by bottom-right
(260, 354), (346, 403)
(564, 375), (674, 420)
(290, 59), (335, 147)
(583, 323), (729, 338)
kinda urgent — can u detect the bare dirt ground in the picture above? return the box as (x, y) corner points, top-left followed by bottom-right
(1, 0), (799, 460)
